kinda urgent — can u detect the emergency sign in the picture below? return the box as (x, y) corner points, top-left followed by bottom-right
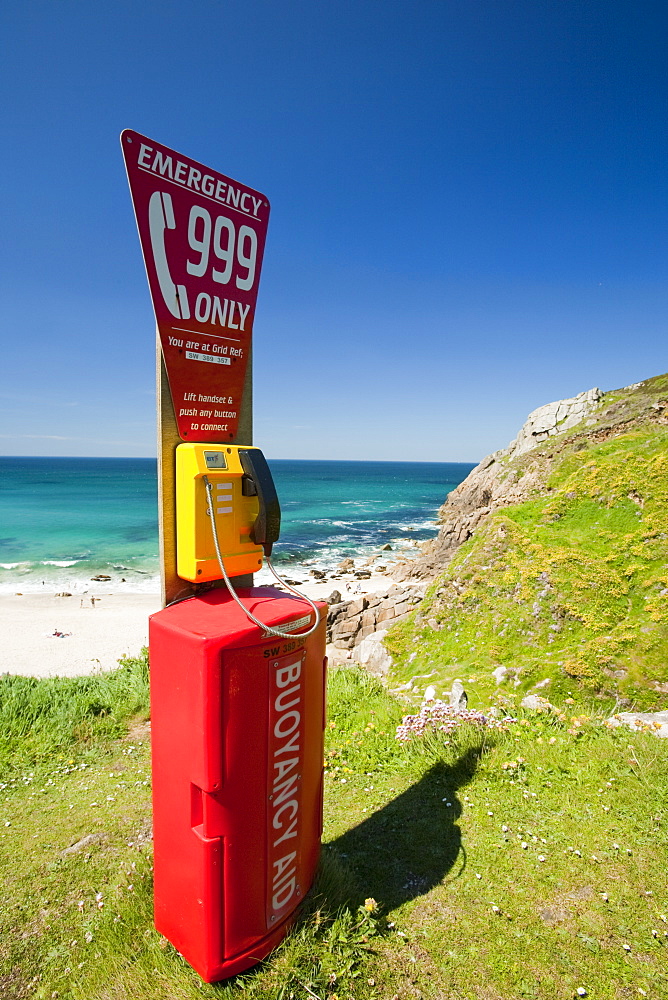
(121, 129), (270, 442)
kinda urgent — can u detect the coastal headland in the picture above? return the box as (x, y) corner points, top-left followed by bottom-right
(3, 371), (666, 691)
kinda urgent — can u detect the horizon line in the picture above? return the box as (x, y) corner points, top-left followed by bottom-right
(0, 454), (479, 465)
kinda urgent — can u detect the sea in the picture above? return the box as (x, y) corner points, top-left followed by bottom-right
(0, 457), (475, 594)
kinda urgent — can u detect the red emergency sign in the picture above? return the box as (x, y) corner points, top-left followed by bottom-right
(121, 129), (270, 442)
(149, 587), (327, 981)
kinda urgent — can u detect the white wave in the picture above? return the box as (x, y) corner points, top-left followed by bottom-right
(41, 560), (82, 567)
(0, 571), (161, 595)
(0, 562), (28, 570)
(339, 500), (385, 505)
(396, 520), (438, 532)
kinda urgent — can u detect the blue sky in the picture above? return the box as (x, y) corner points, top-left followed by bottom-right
(0, 1), (666, 462)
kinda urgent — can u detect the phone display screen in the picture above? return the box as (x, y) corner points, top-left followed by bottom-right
(204, 451), (228, 469)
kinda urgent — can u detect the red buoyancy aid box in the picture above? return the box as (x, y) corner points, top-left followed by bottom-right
(148, 587), (327, 982)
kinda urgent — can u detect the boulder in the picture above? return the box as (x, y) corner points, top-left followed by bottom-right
(331, 620), (358, 639)
(360, 609), (377, 630)
(509, 388), (602, 457)
(353, 630), (393, 675)
(60, 833), (104, 856)
(521, 694), (556, 713)
(327, 601), (349, 618)
(449, 679), (468, 709)
(337, 557), (355, 572)
(606, 710), (668, 738)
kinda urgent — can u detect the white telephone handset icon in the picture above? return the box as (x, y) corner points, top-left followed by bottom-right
(148, 191), (190, 320)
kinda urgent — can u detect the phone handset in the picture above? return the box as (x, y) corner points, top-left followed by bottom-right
(148, 190), (191, 320)
(238, 448), (281, 557)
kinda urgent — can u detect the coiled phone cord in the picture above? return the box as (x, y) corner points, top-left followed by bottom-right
(203, 477), (321, 639)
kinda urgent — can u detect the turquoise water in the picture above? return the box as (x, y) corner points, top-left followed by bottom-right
(0, 457), (474, 593)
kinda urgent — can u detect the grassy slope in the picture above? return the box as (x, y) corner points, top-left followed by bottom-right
(386, 375), (668, 713)
(1, 660), (667, 1000)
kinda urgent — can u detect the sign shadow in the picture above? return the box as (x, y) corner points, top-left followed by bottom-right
(324, 745), (482, 914)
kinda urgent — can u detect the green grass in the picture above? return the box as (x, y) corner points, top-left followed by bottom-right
(0, 651), (150, 782)
(1, 662), (667, 999)
(4, 377), (667, 997)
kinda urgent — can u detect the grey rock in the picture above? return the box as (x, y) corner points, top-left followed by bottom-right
(331, 620), (358, 639)
(492, 665), (508, 684)
(327, 601), (349, 618)
(360, 609), (377, 629)
(508, 387), (603, 457)
(326, 590), (342, 605)
(353, 630), (393, 675)
(326, 584), (424, 650)
(606, 710), (668, 738)
(61, 833), (103, 857)
(449, 679), (468, 709)
(378, 596), (399, 611)
(521, 694), (556, 713)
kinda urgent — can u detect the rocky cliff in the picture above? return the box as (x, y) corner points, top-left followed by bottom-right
(392, 377), (667, 582)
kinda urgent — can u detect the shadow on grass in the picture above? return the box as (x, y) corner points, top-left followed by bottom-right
(324, 746), (482, 914)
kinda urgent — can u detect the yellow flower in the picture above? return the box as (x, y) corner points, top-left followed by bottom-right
(364, 897), (378, 913)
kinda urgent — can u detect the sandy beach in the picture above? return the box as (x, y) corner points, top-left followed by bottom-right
(0, 569), (394, 678)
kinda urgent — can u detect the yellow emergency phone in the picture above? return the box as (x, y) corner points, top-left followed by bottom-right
(175, 444), (281, 583)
